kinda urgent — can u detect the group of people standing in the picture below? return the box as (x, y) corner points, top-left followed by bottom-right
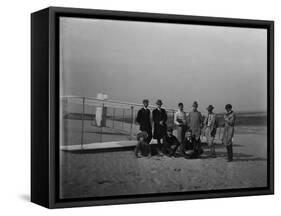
(135, 99), (236, 162)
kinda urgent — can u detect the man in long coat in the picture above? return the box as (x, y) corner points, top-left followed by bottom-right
(222, 104), (236, 162)
(136, 99), (152, 143)
(152, 99), (167, 154)
(187, 101), (203, 153)
(187, 101), (203, 140)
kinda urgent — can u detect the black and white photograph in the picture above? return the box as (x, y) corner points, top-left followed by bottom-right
(59, 16), (269, 200)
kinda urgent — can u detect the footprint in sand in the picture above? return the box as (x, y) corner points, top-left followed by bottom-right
(174, 168), (181, 172)
(152, 178), (162, 185)
(97, 180), (112, 185)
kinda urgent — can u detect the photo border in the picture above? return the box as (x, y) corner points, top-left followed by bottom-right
(38, 7), (274, 208)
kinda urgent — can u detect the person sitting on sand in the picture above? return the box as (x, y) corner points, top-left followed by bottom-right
(135, 131), (151, 158)
(181, 130), (203, 158)
(162, 127), (180, 157)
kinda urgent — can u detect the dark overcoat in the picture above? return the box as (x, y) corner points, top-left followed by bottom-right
(152, 108), (167, 139)
(136, 108), (152, 132)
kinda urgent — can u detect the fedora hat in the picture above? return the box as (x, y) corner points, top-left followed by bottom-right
(206, 105), (214, 110)
(156, 99), (163, 105)
(192, 101), (198, 108)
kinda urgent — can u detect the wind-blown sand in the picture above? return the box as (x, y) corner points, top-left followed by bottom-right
(60, 126), (267, 199)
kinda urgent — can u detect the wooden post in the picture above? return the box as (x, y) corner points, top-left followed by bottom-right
(122, 109), (125, 129)
(112, 107), (116, 128)
(100, 102), (104, 143)
(130, 106), (134, 140)
(81, 97), (85, 149)
(172, 110), (175, 127)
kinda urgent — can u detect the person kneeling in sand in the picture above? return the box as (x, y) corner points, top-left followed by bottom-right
(181, 130), (203, 158)
(135, 131), (151, 158)
(162, 127), (180, 157)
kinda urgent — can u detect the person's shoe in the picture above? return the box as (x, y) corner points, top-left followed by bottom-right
(210, 152), (217, 158)
(157, 150), (164, 156)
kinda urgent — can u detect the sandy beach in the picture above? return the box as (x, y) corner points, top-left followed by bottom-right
(60, 125), (267, 199)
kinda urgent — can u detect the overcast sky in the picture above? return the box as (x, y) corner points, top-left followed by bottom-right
(60, 17), (267, 112)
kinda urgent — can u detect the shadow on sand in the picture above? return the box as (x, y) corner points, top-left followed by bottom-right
(200, 151), (267, 162)
(19, 194), (30, 202)
(62, 143), (266, 162)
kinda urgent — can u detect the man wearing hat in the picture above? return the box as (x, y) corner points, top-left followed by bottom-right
(187, 101), (203, 139)
(222, 104), (236, 162)
(204, 105), (217, 157)
(136, 99), (152, 144)
(174, 102), (188, 145)
(152, 99), (168, 155)
(187, 101), (203, 150)
(162, 127), (180, 157)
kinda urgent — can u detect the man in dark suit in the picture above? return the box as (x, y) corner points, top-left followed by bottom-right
(136, 99), (152, 143)
(152, 99), (167, 155)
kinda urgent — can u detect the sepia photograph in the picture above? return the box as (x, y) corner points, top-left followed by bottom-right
(59, 16), (268, 199)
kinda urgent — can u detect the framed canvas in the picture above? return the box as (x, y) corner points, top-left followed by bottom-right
(31, 7), (274, 208)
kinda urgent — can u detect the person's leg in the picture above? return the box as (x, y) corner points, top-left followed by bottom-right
(226, 144), (233, 161)
(162, 141), (168, 155)
(171, 143), (180, 156)
(209, 135), (216, 157)
(177, 126), (182, 144)
(146, 129), (152, 144)
(229, 143), (233, 161)
(147, 143), (152, 158)
(196, 137), (203, 156)
(182, 126), (187, 144)
(157, 138), (163, 155)
(180, 141), (186, 154)
(206, 128), (212, 156)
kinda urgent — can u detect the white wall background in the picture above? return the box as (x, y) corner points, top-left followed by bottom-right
(0, 0), (279, 214)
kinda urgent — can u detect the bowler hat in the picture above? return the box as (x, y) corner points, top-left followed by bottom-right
(156, 99), (163, 105)
(225, 104), (232, 110)
(206, 105), (214, 110)
(192, 101), (198, 108)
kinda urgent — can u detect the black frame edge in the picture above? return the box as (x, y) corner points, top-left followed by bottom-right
(31, 8), (51, 208)
(268, 21), (274, 195)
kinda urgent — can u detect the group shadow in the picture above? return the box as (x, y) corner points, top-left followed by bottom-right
(62, 141), (267, 162)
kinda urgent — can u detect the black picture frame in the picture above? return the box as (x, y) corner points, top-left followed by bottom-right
(31, 6), (274, 208)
